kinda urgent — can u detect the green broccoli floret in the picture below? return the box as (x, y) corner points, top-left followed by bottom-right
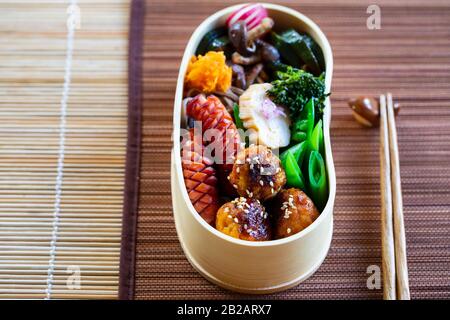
(268, 66), (329, 120)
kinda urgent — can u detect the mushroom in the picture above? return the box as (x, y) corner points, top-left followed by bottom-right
(222, 96), (235, 113)
(247, 17), (274, 45)
(256, 39), (280, 62)
(245, 63), (264, 88)
(228, 21), (256, 57)
(232, 51), (261, 65)
(258, 69), (269, 82)
(185, 88), (202, 98)
(213, 88), (239, 102)
(230, 86), (244, 97)
(348, 96), (400, 127)
(230, 64), (246, 89)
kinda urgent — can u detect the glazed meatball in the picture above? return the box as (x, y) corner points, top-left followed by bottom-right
(228, 145), (286, 201)
(273, 188), (320, 239)
(216, 197), (271, 241)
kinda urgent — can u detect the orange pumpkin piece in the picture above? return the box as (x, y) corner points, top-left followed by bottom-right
(184, 51), (232, 93)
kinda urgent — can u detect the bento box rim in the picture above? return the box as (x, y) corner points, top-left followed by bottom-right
(172, 3), (336, 247)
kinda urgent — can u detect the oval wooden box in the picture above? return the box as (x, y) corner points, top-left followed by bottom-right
(171, 3), (336, 294)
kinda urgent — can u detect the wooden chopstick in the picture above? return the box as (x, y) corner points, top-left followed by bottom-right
(379, 94), (397, 300)
(386, 93), (411, 300)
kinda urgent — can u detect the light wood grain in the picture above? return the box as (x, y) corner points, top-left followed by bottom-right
(379, 94), (396, 300)
(0, 0), (129, 299)
(387, 93), (410, 300)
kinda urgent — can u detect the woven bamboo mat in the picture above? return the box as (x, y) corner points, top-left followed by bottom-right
(133, 0), (450, 299)
(0, 0), (130, 299)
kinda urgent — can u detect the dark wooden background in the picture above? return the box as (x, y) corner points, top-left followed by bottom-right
(135, 0), (450, 299)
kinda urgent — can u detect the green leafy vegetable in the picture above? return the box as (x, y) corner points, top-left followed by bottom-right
(278, 29), (322, 76)
(268, 66), (328, 119)
(196, 27), (233, 58)
(270, 32), (302, 69)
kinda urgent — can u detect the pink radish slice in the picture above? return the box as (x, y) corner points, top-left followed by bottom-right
(226, 3), (268, 30)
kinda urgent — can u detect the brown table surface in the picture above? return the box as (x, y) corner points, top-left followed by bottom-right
(134, 0), (450, 299)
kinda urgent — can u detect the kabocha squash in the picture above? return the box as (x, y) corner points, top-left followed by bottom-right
(184, 51), (232, 93)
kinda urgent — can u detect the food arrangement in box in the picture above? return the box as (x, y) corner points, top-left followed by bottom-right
(180, 3), (330, 241)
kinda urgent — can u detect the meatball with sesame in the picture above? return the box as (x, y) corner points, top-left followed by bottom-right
(228, 145), (286, 201)
(273, 188), (320, 239)
(215, 197), (271, 241)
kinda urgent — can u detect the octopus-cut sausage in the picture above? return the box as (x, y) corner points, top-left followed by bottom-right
(186, 94), (242, 196)
(181, 129), (220, 225)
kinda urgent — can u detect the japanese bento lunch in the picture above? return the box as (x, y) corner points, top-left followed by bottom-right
(172, 3), (335, 292)
(179, 3), (331, 241)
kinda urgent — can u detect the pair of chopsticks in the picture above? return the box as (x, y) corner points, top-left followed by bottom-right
(379, 93), (410, 300)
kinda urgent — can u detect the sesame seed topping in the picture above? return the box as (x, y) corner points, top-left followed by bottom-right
(269, 181), (274, 187)
(271, 188), (275, 194)
(227, 175), (230, 180)
(233, 184), (238, 189)
(244, 209), (249, 214)
(228, 214), (232, 219)
(236, 167), (240, 173)
(234, 217), (239, 223)
(224, 207), (229, 213)
(244, 224), (248, 229)
(287, 228), (292, 234)
(259, 180), (264, 186)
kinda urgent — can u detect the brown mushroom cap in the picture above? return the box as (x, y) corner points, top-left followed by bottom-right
(228, 21), (256, 57)
(256, 39), (280, 62)
(230, 64), (246, 89)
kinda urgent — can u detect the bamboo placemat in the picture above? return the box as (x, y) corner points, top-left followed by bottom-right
(130, 0), (450, 299)
(0, 0), (130, 299)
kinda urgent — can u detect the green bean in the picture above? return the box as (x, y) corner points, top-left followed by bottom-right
(308, 150), (328, 210)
